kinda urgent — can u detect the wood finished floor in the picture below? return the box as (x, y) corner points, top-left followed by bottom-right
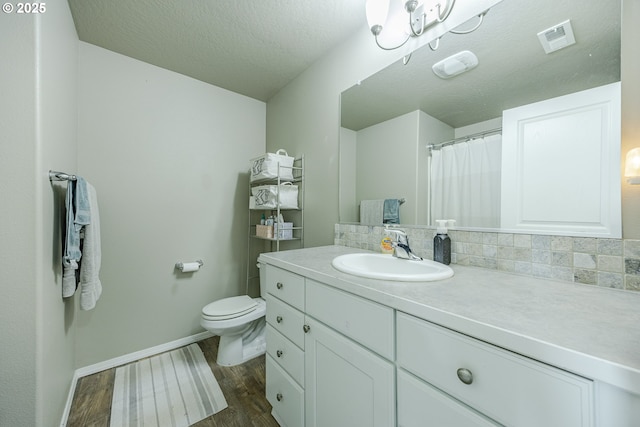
(67, 336), (279, 427)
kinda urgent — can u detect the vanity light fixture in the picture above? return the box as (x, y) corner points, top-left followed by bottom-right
(624, 147), (640, 184)
(365, 0), (455, 51)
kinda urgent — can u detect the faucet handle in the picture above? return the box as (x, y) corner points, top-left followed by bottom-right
(387, 229), (409, 245)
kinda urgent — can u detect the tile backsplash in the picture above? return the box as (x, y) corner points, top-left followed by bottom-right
(334, 223), (640, 292)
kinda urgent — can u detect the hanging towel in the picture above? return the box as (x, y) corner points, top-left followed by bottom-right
(62, 177), (91, 298)
(360, 199), (384, 225)
(79, 182), (102, 310)
(383, 199), (401, 224)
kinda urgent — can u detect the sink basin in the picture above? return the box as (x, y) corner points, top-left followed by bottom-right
(331, 253), (454, 282)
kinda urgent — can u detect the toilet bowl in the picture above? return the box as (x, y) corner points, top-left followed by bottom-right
(200, 295), (267, 366)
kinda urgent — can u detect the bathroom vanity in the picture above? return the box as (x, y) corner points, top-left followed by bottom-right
(259, 245), (640, 427)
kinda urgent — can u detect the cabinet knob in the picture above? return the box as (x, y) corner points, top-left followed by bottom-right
(303, 324), (310, 333)
(276, 393), (283, 402)
(276, 350), (283, 358)
(456, 368), (473, 385)
(276, 316), (283, 324)
(276, 282), (284, 289)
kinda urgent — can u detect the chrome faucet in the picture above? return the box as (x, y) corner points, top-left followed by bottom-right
(387, 229), (423, 261)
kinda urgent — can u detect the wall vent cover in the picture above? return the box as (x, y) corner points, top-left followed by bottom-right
(537, 19), (576, 54)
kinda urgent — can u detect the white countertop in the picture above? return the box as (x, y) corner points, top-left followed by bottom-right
(259, 245), (640, 395)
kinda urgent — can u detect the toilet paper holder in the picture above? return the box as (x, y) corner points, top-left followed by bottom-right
(175, 259), (204, 272)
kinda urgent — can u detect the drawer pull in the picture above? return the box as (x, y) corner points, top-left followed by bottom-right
(276, 350), (283, 358)
(303, 324), (310, 333)
(276, 316), (283, 324)
(276, 282), (284, 289)
(276, 393), (283, 402)
(456, 368), (474, 385)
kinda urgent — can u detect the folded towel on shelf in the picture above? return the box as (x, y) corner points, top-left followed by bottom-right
(383, 199), (401, 224)
(79, 182), (102, 311)
(360, 199), (384, 225)
(62, 177), (91, 298)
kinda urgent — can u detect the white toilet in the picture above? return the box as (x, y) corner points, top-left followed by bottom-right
(200, 265), (267, 366)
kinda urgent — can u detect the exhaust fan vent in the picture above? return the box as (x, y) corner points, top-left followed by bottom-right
(537, 19), (576, 54)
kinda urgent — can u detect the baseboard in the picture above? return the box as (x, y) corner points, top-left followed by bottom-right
(59, 370), (81, 427)
(60, 331), (214, 426)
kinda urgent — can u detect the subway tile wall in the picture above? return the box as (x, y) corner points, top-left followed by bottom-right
(334, 223), (640, 292)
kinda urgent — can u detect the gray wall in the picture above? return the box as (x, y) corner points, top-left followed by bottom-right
(75, 42), (266, 367)
(0, 0), (79, 424)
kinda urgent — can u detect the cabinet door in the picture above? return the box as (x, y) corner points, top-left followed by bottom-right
(266, 355), (304, 427)
(398, 369), (499, 427)
(397, 313), (594, 427)
(304, 317), (394, 427)
(501, 82), (621, 237)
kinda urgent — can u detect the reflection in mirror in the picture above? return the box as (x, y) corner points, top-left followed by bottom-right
(340, 0), (621, 236)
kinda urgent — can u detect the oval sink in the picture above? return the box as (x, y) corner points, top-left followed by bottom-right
(331, 253), (454, 282)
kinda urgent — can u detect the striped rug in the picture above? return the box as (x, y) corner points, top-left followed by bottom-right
(110, 344), (228, 427)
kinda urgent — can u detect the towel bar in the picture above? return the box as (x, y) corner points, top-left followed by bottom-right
(49, 170), (77, 181)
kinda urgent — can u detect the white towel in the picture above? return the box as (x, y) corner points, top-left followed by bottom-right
(360, 199), (384, 225)
(62, 177), (91, 298)
(79, 183), (102, 310)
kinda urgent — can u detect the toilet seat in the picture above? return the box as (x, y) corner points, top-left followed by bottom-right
(202, 295), (258, 321)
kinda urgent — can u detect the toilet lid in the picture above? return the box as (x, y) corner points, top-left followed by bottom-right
(202, 295), (258, 320)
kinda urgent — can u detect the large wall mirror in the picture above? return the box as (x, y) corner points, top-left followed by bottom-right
(340, 0), (621, 237)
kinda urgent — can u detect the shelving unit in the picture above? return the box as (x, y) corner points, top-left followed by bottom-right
(246, 155), (304, 295)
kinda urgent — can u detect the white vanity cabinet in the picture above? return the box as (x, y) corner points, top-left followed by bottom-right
(304, 279), (395, 427)
(265, 264), (595, 427)
(265, 266), (305, 427)
(264, 265), (396, 427)
(397, 312), (594, 427)
(261, 246), (640, 427)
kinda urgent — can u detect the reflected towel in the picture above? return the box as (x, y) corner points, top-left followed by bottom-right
(360, 200), (384, 224)
(383, 199), (400, 224)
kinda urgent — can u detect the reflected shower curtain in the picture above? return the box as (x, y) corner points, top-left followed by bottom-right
(430, 135), (502, 228)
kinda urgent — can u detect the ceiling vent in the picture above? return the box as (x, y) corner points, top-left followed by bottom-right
(432, 50), (479, 79)
(537, 19), (576, 54)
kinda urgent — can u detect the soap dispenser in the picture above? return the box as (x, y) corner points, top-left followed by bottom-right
(433, 220), (451, 265)
(380, 225), (394, 255)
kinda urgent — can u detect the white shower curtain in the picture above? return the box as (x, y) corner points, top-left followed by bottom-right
(430, 134), (502, 228)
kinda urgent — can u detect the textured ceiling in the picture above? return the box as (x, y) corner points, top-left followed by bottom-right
(341, 0), (621, 130)
(67, 0), (366, 102)
(67, 0), (620, 125)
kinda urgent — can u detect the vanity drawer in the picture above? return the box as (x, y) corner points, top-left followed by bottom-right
(266, 324), (304, 386)
(305, 279), (394, 360)
(266, 355), (304, 427)
(397, 312), (594, 427)
(397, 369), (499, 427)
(266, 265), (304, 310)
(266, 294), (305, 349)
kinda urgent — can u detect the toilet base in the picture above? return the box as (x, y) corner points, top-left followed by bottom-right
(216, 317), (266, 366)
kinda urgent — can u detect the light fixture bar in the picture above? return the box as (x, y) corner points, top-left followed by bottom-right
(409, 0), (454, 36)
